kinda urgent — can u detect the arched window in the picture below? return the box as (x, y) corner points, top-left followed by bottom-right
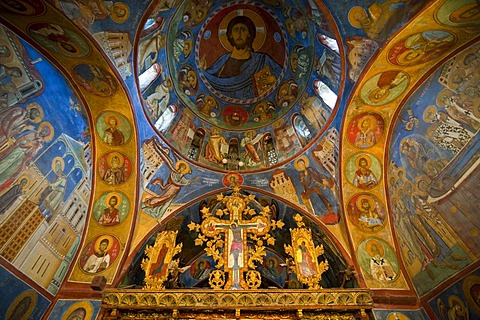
(318, 33), (340, 54)
(293, 114), (312, 147)
(139, 63), (162, 92)
(155, 104), (176, 133)
(313, 79), (337, 109)
(141, 17), (165, 38)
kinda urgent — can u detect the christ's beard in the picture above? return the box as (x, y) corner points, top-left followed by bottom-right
(234, 41), (248, 50)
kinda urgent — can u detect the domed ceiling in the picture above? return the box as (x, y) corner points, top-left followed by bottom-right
(139, 0), (341, 173)
(0, 0), (479, 319)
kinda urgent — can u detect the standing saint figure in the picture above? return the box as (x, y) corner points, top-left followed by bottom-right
(296, 240), (316, 278)
(295, 157), (337, 220)
(0, 103), (43, 147)
(39, 157), (67, 216)
(0, 178), (27, 214)
(203, 15), (283, 100)
(204, 127), (228, 164)
(241, 130), (263, 166)
(0, 122), (53, 190)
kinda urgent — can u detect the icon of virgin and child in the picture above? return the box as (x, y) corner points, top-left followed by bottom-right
(201, 12), (284, 100)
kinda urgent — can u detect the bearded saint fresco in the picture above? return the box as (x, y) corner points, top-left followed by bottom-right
(198, 4), (286, 103)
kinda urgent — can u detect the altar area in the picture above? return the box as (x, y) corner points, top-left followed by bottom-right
(100, 188), (373, 319)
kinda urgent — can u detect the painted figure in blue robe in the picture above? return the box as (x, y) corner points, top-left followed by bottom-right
(203, 15), (283, 100)
(39, 158), (67, 217)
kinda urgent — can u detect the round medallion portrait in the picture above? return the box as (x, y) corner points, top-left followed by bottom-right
(357, 237), (399, 282)
(387, 30), (455, 66)
(347, 193), (387, 232)
(28, 23), (91, 58)
(345, 153), (382, 190)
(436, 0), (480, 28)
(96, 111), (132, 146)
(97, 151), (132, 186)
(360, 71), (409, 106)
(5, 290), (37, 320)
(61, 301), (94, 320)
(93, 191), (130, 227)
(73, 64), (118, 97)
(347, 112), (384, 149)
(80, 234), (121, 274)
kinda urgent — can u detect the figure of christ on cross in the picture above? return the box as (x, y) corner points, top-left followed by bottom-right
(203, 215), (270, 289)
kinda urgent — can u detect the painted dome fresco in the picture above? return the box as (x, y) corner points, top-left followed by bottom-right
(0, 0), (479, 319)
(138, 0), (341, 172)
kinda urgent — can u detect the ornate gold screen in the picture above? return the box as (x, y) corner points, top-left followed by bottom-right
(100, 288), (373, 319)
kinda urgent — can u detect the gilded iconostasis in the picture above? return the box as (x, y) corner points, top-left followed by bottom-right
(0, 0), (479, 319)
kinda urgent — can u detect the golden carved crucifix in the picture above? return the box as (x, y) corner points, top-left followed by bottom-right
(201, 193), (270, 289)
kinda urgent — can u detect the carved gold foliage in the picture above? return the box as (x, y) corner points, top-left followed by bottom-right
(245, 270), (262, 289)
(209, 270), (225, 289)
(255, 294), (272, 305)
(120, 294), (138, 306)
(221, 293), (236, 305)
(317, 293), (335, 305)
(238, 293), (254, 305)
(315, 243), (325, 256)
(103, 293), (119, 305)
(187, 221), (200, 232)
(284, 244), (294, 258)
(215, 208), (225, 217)
(271, 219), (285, 230)
(201, 206), (211, 218)
(355, 292), (373, 304)
(193, 188), (284, 290)
(159, 294), (176, 306)
(336, 292), (354, 305)
(247, 244), (266, 269)
(178, 294), (197, 305)
(195, 234), (207, 246)
(261, 205), (271, 215)
(293, 213), (305, 227)
(204, 243), (224, 268)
